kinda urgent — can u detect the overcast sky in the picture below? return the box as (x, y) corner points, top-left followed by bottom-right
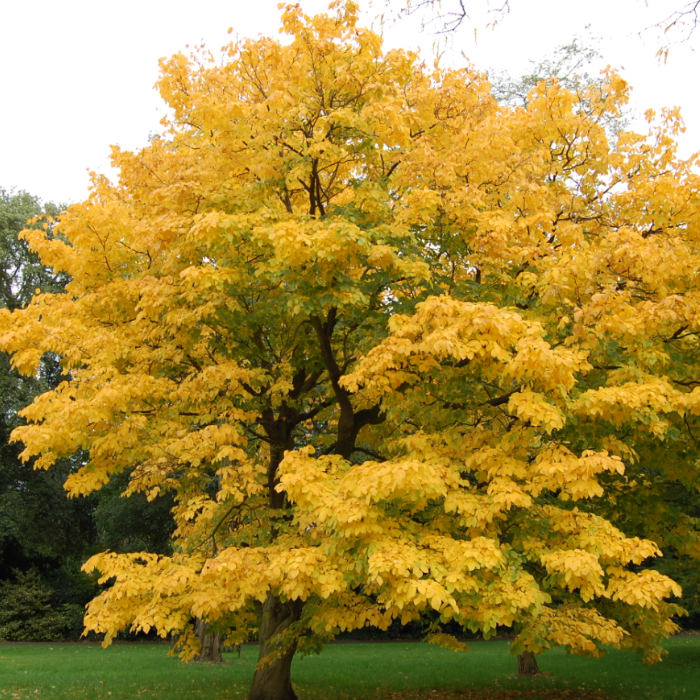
(1, 0), (698, 205)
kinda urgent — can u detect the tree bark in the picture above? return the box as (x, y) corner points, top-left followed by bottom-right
(194, 618), (223, 664)
(517, 650), (540, 676)
(248, 594), (303, 700)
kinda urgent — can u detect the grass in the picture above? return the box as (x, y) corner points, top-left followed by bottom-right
(0, 637), (698, 700)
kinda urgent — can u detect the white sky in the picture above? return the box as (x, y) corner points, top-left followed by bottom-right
(1, 0), (697, 205)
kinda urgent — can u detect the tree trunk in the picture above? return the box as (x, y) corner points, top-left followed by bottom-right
(248, 594), (303, 700)
(194, 618), (223, 664)
(517, 650), (540, 676)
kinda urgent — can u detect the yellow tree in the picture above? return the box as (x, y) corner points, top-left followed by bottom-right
(0, 3), (694, 698)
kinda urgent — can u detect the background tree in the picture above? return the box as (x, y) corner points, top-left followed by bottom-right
(0, 188), (68, 311)
(94, 468), (175, 556)
(0, 188), (177, 640)
(488, 29), (629, 137)
(0, 4), (693, 700)
(0, 188), (95, 630)
(0, 569), (74, 642)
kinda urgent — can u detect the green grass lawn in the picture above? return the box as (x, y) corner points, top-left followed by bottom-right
(0, 637), (698, 700)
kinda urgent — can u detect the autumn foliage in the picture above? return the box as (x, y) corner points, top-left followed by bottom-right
(1, 2), (699, 697)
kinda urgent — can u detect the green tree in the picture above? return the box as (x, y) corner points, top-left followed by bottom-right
(0, 569), (73, 642)
(0, 188), (180, 642)
(94, 468), (176, 556)
(0, 188), (67, 310)
(0, 188), (98, 638)
(0, 188), (93, 575)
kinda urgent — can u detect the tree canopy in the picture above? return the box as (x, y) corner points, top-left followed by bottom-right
(1, 3), (698, 699)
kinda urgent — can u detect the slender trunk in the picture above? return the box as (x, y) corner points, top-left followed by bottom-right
(517, 650), (540, 676)
(248, 594), (303, 700)
(194, 618), (223, 664)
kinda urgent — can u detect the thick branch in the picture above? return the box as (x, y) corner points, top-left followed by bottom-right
(310, 311), (383, 458)
(443, 387), (520, 412)
(484, 388), (520, 407)
(257, 369), (328, 509)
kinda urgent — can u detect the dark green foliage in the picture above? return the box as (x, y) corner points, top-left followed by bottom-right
(0, 427), (97, 571)
(0, 188), (97, 589)
(654, 555), (700, 629)
(0, 569), (74, 641)
(0, 189), (176, 645)
(94, 468), (176, 555)
(0, 188), (175, 580)
(0, 187), (67, 311)
(0, 189), (96, 640)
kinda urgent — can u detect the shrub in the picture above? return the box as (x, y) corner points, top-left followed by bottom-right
(0, 569), (78, 641)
